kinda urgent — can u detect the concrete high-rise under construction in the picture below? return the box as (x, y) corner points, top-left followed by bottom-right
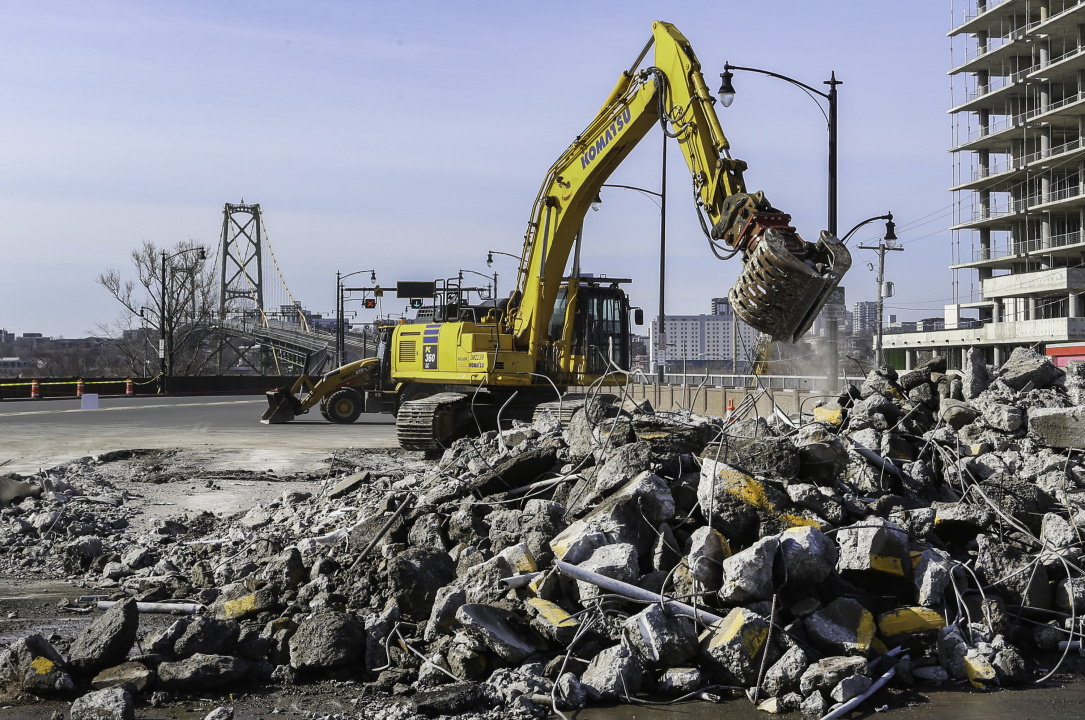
(886, 0), (1085, 368)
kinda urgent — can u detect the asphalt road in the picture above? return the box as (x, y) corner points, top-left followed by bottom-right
(0, 394), (398, 474)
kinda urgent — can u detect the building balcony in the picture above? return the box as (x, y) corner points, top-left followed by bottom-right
(949, 1), (1031, 39)
(955, 231), (1085, 269)
(982, 266), (1085, 298)
(883, 316), (1085, 349)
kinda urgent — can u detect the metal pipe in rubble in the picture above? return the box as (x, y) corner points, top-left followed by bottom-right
(555, 559), (724, 626)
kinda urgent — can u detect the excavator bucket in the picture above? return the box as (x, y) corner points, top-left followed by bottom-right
(261, 388), (299, 424)
(728, 230), (851, 344)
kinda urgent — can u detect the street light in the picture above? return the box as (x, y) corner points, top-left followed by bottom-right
(458, 268), (497, 301)
(159, 246), (206, 392)
(720, 62), (841, 391)
(856, 216), (901, 368)
(718, 63), (841, 236)
(337, 269), (376, 366)
(592, 132), (668, 385)
(486, 250), (519, 268)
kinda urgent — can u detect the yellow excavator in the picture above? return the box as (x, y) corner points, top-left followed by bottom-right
(264, 21), (851, 449)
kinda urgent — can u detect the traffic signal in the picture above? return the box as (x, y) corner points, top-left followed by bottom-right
(410, 298), (424, 309)
(363, 299), (376, 309)
(374, 285), (384, 297)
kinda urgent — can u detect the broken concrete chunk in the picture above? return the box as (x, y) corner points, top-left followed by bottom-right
(803, 598), (875, 656)
(327, 470), (370, 499)
(963, 347), (992, 400)
(687, 526), (731, 589)
(760, 645), (808, 698)
(964, 649), (997, 688)
(456, 555), (513, 605)
(877, 607), (946, 638)
(975, 534), (1051, 609)
(1000, 347), (1063, 391)
(580, 644), (643, 700)
(1054, 577), (1085, 612)
(0, 633), (74, 694)
(699, 459), (815, 538)
(940, 398), (980, 430)
(424, 586), (467, 642)
(575, 543), (638, 601)
(525, 597), (579, 644)
(701, 607), (775, 685)
(705, 434), (801, 481)
(657, 667), (701, 695)
(830, 673), (872, 703)
(455, 604), (541, 663)
(550, 471), (674, 560)
(798, 655), (867, 696)
(718, 536), (778, 604)
(800, 690), (829, 718)
(1029, 406), (1085, 449)
(778, 526), (837, 586)
(913, 550), (953, 607)
(410, 681), (483, 716)
(156, 653), (250, 690)
(175, 617), (240, 659)
(288, 610), (364, 670)
(89, 662), (153, 694)
(835, 517), (910, 579)
(69, 597), (140, 675)
(982, 403), (1024, 432)
(386, 547), (456, 619)
(622, 604), (698, 668)
(70, 686), (134, 720)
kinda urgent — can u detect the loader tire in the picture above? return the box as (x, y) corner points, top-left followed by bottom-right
(326, 388), (363, 424)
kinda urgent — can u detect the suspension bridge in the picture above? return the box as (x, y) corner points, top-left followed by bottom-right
(211, 202), (375, 375)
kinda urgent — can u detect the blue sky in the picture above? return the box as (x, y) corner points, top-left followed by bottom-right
(1, 1), (956, 338)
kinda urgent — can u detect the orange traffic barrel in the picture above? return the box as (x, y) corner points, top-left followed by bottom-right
(31, 379), (40, 400)
(76, 379), (84, 398)
(126, 378), (134, 396)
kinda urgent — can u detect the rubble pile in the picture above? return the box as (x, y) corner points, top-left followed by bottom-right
(5, 347), (1085, 719)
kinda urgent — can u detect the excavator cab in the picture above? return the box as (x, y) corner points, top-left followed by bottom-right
(548, 276), (638, 382)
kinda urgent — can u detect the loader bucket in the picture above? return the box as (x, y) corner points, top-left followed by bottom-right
(261, 388), (298, 424)
(729, 229), (851, 343)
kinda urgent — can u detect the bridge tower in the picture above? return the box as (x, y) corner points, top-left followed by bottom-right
(218, 202), (273, 373)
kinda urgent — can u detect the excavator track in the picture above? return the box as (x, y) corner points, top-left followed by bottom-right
(532, 393), (618, 429)
(396, 392), (469, 451)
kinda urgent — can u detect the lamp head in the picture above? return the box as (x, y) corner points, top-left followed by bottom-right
(884, 213), (897, 248)
(370, 270), (377, 283)
(197, 247), (207, 261)
(718, 67), (736, 108)
(591, 193), (602, 212)
(486, 251), (494, 267)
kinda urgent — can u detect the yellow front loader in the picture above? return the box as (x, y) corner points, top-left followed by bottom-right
(262, 356), (381, 425)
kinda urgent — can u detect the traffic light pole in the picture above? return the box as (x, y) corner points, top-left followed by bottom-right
(342, 284), (383, 361)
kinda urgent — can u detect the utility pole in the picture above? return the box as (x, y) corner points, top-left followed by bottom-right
(159, 251), (168, 393)
(856, 219), (902, 368)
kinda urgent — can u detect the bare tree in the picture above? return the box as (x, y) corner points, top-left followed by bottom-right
(97, 239), (222, 378)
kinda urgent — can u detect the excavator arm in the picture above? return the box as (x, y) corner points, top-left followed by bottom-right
(505, 21), (850, 351)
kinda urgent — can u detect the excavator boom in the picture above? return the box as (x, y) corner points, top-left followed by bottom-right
(504, 21), (850, 347)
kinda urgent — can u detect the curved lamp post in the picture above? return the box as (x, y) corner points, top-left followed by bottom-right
(337, 269), (376, 365)
(854, 215), (901, 367)
(593, 132), (667, 385)
(718, 64), (841, 236)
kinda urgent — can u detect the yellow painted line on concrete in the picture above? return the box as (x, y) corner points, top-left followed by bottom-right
(0, 399), (258, 418)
